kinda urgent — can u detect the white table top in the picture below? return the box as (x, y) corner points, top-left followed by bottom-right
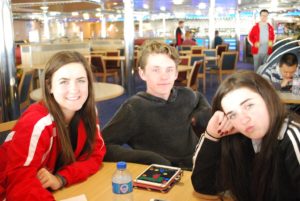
(30, 82), (124, 102)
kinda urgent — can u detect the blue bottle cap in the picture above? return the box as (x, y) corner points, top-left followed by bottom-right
(117, 161), (127, 170)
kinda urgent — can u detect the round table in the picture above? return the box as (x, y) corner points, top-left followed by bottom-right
(30, 82), (124, 102)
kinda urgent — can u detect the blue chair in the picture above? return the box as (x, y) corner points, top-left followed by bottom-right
(180, 45), (192, 51)
(203, 49), (218, 69)
(210, 51), (238, 83)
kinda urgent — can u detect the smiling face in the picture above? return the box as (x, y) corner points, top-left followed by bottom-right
(50, 62), (88, 121)
(221, 87), (270, 140)
(139, 53), (178, 100)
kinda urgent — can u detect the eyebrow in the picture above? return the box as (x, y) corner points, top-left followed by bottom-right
(58, 77), (87, 81)
(225, 98), (252, 116)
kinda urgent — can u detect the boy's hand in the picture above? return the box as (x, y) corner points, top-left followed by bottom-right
(281, 78), (292, 88)
(254, 42), (260, 48)
(37, 168), (62, 190)
(206, 111), (238, 139)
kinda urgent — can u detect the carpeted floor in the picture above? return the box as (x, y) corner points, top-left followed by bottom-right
(97, 61), (254, 128)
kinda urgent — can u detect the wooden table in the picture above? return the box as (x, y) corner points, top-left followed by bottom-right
(102, 56), (126, 87)
(53, 162), (232, 201)
(30, 82), (124, 102)
(278, 91), (300, 104)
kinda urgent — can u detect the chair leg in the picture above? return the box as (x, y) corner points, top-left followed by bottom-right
(203, 77), (206, 94)
(218, 71), (222, 83)
(114, 73), (119, 84)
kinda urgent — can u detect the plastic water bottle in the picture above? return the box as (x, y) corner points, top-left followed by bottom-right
(112, 161), (133, 201)
(292, 78), (300, 95)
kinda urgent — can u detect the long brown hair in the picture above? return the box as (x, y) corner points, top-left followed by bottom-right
(42, 51), (97, 168)
(212, 71), (287, 201)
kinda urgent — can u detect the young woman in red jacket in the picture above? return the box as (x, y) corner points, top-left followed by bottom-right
(0, 51), (106, 200)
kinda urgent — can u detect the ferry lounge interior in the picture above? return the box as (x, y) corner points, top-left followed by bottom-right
(0, 0), (300, 199)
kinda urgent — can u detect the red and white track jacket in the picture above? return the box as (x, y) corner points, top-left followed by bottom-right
(0, 102), (106, 201)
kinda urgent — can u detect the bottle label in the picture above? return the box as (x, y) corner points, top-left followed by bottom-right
(112, 181), (133, 194)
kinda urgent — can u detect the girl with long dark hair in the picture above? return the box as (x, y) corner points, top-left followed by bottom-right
(0, 51), (106, 200)
(192, 71), (300, 201)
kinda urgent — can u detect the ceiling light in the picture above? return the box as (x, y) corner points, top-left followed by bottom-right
(40, 6), (48, 11)
(72, 12), (79, 16)
(96, 8), (101, 11)
(83, 13), (89, 20)
(143, 4), (149, 9)
(113, 2), (118, 5)
(160, 6), (166, 11)
(198, 3), (206, 9)
(173, 0), (183, 5)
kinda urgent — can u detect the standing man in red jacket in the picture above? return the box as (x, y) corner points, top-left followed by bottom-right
(175, 20), (185, 49)
(248, 9), (275, 72)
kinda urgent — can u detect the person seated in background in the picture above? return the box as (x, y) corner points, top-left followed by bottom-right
(102, 41), (211, 170)
(214, 30), (223, 48)
(0, 51), (106, 200)
(192, 71), (300, 201)
(260, 52), (299, 91)
(182, 31), (197, 46)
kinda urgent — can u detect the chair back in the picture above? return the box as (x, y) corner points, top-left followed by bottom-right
(180, 45), (192, 51)
(0, 120), (17, 144)
(216, 44), (228, 56)
(106, 50), (120, 68)
(188, 60), (204, 90)
(203, 49), (217, 57)
(190, 54), (205, 73)
(179, 56), (191, 66)
(191, 46), (203, 55)
(91, 55), (106, 73)
(18, 69), (35, 110)
(203, 49), (217, 67)
(219, 51), (238, 71)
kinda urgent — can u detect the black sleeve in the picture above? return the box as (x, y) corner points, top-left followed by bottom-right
(191, 135), (221, 195)
(102, 102), (137, 145)
(192, 92), (212, 136)
(282, 129), (300, 194)
(102, 102), (171, 165)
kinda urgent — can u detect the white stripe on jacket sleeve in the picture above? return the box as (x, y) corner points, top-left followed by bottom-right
(24, 114), (53, 166)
